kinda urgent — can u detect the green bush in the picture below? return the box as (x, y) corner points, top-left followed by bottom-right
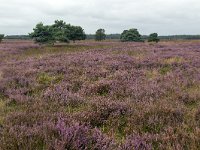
(148, 33), (160, 43)
(95, 29), (106, 41)
(120, 28), (143, 42)
(29, 23), (55, 45)
(29, 20), (86, 45)
(0, 34), (4, 43)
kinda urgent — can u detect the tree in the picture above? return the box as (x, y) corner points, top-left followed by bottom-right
(148, 33), (160, 43)
(30, 20), (86, 44)
(95, 29), (106, 41)
(69, 25), (86, 43)
(29, 23), (55, 45)
(51, 20), (70, 43)
(120, 28), (143, 42)
(0, 34), (4, 43)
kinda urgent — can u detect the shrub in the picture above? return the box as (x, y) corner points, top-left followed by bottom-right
(95, 29), (106, 41)
(43, 84), (84, 107)
(120, 29), (143, 42)
(121, 134), (152, 150)
(148, 33), (160, 43)
(0, 34), (4, 43)
(30, 20), (86, 44)
(29, 23), (55, 45)
(1, 114), (115, 150)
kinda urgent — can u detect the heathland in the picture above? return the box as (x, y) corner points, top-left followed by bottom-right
(0, 40), (200, 149)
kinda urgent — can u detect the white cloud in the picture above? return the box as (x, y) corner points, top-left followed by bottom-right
(0, 0), (200, 35)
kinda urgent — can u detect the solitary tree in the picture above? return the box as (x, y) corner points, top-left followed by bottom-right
(0, 34), (4, 43)
(29, 23), (55, 45)
(148, 33), (160, 43)
(95, 29), (106, 41)
(120, 28), (143, 42)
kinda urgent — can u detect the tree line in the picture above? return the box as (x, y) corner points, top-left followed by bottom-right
(1, 20), (200, 43)
(28, 20), (160, 44)
(95, 28), (159, 43)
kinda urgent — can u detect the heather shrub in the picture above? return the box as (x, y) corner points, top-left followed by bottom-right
(54, 118), (116, 150)
(1, 115), (116, 150)
(153, 129), (200, 149)
(71, 80), (83, 92)
(133, 104), (184, 134)
(78, 99), (132, 137)
(195, 108), (200, 126)
(96, 83), (110, 96)
(86, 81), (111, 96)
(43, 84), (84, 107)
(1, 38), (200, 149)
(178, 93), (197, 105)
(120, 134), (152, 150)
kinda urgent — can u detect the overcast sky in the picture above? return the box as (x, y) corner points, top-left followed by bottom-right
(0, 0), (200, 35)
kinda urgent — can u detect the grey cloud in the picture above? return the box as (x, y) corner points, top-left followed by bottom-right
(0, 0), (200, 35)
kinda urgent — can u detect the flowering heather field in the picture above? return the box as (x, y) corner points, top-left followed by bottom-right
(0, 40), (200, 149)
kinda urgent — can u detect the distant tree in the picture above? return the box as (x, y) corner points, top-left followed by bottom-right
(148, 33), (160, 43)
(0, 34), (4, 43)
(95, 29), (106, 41)
(69, 25), (86, 43)
(120, 28), (143, 42)
(29, 23), (55, 45)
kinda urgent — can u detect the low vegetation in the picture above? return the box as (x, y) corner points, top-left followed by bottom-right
(0, 40), (200, 149)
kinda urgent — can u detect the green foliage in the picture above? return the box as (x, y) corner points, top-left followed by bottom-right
(51, 20), (70, 43)
(69, 25), (86, 43)
(29, 23), (55, 45)
(4, 35), (30, 40)
(95, 29), (106, 41)
(30, 20), (86, 44)
(0, 34), (4, 43)
(120, 28), (143, 42)
(148, 33), (160, 43)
